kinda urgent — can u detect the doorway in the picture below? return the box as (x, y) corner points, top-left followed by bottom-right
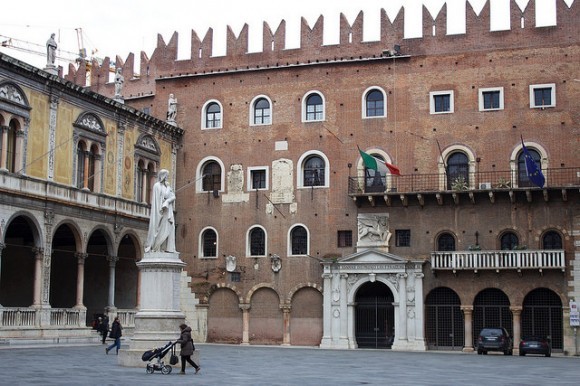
(355, 281), (394, 348)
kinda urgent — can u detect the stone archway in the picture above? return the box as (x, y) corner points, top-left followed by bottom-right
(355, 281), (394, 349)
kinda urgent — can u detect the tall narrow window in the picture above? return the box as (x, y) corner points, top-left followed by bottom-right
(447, 152), (469, 190)
(76, 142), (86, 189)
(202, 229), (217, 257)
(500, 232), (519, 250)
(338, 230), (353, 248)
(365, 89), (384, 117)
(205, 102), (221, 128)
(364, 153), (386, 193)
(517, 148), (541, 187)
(5, 120), (17, 172)
(202, 161), (222, 192)
(253, 97), (271, 125)
(437, 233), (456, 251)
(305, 93), (323, 121)
(542, 231), (562, 250)
(303, 156), (325, 187)
(249, 227), (266, 256)
(290, 226), (308, 255)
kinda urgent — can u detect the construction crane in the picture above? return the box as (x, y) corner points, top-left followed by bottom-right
(1, 34), (78, 64)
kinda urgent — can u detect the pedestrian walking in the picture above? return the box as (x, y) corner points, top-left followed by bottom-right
(98, 316), (109, 344)
(105, 317), (122, 355)
(176, 323), (200, 375)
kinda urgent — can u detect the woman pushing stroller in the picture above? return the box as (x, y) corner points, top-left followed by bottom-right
(176, 323), (200, 375)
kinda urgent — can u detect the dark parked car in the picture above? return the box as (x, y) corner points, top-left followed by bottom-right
(477, 327), (513, 355)
(519, 336), (551, 357)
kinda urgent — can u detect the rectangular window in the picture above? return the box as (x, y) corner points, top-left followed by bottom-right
(337, 230), (353, 248)
(247, 167), (268, 191)
(429, 91), (454, 114)
(230, 272), (241, 282)
(479, 87), (504, 111)
(395, 230), (411, 247)
(529, 84), (555, 108)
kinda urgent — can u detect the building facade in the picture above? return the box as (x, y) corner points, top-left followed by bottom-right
(65, 1), (579, 353)
(0, 54), (182, 342)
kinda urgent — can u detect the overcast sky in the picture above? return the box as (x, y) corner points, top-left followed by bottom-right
(0, 0), (570, 71)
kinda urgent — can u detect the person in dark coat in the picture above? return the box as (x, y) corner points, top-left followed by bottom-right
(176, 323), (200, 374)
(105, 317), (122, 355)
(99, 316), (109, 344)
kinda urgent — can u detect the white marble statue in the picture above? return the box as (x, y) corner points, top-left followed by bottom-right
(114, 68), (124, 97)
(167, 94), (177, 121)
(46, 33), (57, 66)
(145, 169), (176, 253)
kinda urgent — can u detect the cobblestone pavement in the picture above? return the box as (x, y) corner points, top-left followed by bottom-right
(0, 343), (578, 386)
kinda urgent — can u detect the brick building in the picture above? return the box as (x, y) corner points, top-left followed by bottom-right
(67, 1), (579, 353)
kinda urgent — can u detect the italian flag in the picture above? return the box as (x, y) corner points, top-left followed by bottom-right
(358, 148), (401, 176)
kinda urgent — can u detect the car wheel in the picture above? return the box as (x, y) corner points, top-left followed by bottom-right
(546, 352), (551, 357)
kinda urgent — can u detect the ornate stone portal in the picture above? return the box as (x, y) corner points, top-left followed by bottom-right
(320, 248), (426, 351)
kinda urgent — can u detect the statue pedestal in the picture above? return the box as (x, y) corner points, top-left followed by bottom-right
(118, 251), (186, 367)
(44, 65), (58, 76)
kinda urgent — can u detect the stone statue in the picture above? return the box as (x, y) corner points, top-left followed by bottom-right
(167, 94), (177, 122)
(114, 69), (124, 97)
(145, 169), (176, 253)
(46, 33), (57, 66)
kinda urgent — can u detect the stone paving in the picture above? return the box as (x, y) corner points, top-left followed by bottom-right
(0, 342), (578, 386)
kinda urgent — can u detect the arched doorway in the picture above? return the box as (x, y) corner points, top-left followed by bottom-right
(473, 288), (513, 347)
(50, 224), (80, 309)
(425, 287), (464, 350)
(355, 281), (394, 349)
(522, 288), (563, 350)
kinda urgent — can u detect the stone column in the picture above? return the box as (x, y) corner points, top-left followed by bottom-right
(0, 126), (8, 171)
(339, 274), (348, 345)
(0, 243), (4, 306)
(511, 306), (522, 353)
(240, 303), (251, 345)
(47, 95), (58, 180)
(414, 273), (426, 348)
(461, 306), (474, 352)
(82, 150), (90, 190)
(75, 253), (87, 308)
(397, 273), (408, 342)
(281, 304), (291, 346)
(14, 128), (25, 174)
(320, 272), (332, 348)
(141, 169), (148, 203)
(107, 256), (119, 308)
(32, 248), (44, 307)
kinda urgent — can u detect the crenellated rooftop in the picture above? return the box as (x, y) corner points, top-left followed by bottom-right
(64, 0), (578, 99)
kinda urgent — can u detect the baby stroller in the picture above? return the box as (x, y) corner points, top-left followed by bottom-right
(142, 341), (177, 375)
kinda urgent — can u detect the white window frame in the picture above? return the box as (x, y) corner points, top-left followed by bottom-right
(246, 225), (268, 257)
(478, 87), (504, 111)
(247, 166), (269, 191)
(301, 91), (325, 122)
(429, 90), (454, 114)
(201, 99), (223, 129)
(287, 223), (310, 257)
(249, 95), (272, 126)
(296, 150), (330, 188)
(199, 226), (219, 259)
(529, 83), (556, 109)
(362, 86), (387, 119)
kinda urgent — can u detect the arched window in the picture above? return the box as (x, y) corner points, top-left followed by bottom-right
(437, 233), (456, 251)
(253, 97), (271, 125)
(303, 155), (325, 187)
(500, 232), (519, 250)
(290, 226), (308, 255)
(518, 147), (541, 187)
(304, 93), (324, 121)
(202, 161), (222, 192)
(249, 227), (266, 256)
(5, 119), (18, 172)
(365, 153), (386, 193)
(204, 102), (222, 129)
(134, 134), (160, 203)
(365, 89), (384, 117)
(447, 152), (469, 190)
(76, 141), (87, 189)
(542, 231), (562, 250)
(202, 228), (217, 258)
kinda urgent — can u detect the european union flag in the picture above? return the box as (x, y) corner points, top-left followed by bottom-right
(521, 138), (545, 188)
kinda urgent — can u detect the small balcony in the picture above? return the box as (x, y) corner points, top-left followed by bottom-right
(348, 167), (579, 206)
(430, 250), (565, 274)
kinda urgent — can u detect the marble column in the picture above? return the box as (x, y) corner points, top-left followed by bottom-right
(32, 248), (44, 307)
(106, 256), (119, 309)
(14, 128), (25, 174)
(414, 273), (425, 343)
(74, 253), (87, 308)
(461, 306), (474, 352)
(511, 306), (522, 353)
(241, 303), (251, 345)
(339, 274), (348, 343)
(82, 150), (90, 190)
(320, 273), (332, 347)
(397, 273), (408, 342)
(281, 305), (291, 346)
